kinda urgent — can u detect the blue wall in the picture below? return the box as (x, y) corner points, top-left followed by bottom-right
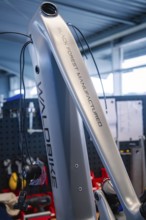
(0, 74), (9, 98)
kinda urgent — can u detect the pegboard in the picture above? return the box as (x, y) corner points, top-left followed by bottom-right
(0, 98), (50, 192)
(0, 98), (46, 160)
(1, 95), (145, 191)
(84, 127), (104, 178)
(0, 97), (104, 191)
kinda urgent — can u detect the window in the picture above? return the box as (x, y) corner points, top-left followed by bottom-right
(91, 73), (113, 96)
(9, 76), (37, 98)
(122, 55), (146, 95)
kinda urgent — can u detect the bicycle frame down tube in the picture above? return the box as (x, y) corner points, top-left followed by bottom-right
(28, 5), (96, 220)
(29, 2), (144, 220)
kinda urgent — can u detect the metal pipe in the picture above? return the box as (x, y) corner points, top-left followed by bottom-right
(89, 22), (146, 48)
(91, 64), (146, 76)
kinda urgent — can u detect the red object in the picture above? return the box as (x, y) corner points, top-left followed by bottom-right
(91, 168), (109, 191)
(24, 215), (52, 220)
(26, 217), (50, 220)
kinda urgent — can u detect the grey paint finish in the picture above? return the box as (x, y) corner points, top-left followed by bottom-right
(28, 5), (96, 219)
(29, 2), (144, 219)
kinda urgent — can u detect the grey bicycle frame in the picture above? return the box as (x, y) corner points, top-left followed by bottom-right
(28, 2), (144, 220)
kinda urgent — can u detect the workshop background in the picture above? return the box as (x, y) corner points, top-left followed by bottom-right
(0, 0), (146, 219)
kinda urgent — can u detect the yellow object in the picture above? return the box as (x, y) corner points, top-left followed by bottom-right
(21, 179), (27, 189)
(9, 172), (18, 191)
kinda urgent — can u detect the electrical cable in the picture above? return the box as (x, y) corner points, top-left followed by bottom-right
(0, 31), (33, 189)
(22, 42), (33, 166)
(0, 32), (31, 39)
(70, 25), (87, 59)
(19, 40), (33, 188)
(68, 23), (108, 113)
(19, 40), (33, 166)
(0, 37), (33, 189)
(0, 31), (32, 164)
